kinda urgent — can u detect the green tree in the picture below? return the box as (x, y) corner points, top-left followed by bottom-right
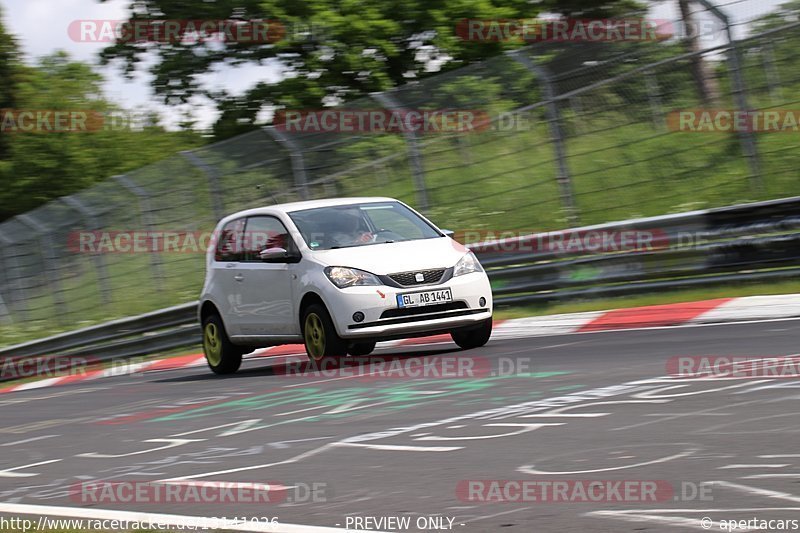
(0, 5), (20, 161)
(0, 51), (203, 221)
(100, 0), (643, 140)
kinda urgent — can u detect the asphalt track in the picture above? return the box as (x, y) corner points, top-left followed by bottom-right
(2, 318), (800, 532)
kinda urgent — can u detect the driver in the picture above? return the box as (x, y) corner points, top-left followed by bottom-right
(329, 211), (374, 246)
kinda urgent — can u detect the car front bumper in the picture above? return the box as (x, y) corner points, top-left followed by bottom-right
(323, 272), (493, 340)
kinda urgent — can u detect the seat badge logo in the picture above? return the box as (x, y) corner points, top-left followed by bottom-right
(415, 273), (425, 283)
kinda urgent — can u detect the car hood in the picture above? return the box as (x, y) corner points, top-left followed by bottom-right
(309, 237), (469, 275)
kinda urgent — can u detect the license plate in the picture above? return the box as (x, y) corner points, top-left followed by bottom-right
(396, 288), (453, 308)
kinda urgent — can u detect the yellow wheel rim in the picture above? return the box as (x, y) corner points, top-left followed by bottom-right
(204, 322), (223, 366)
(304, 313), (326, 360)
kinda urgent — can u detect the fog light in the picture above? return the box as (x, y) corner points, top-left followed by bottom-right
(352, 311), (365, 323)
(479, 297), (486, 307)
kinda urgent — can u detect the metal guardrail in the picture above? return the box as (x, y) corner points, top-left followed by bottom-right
(1, 195), (799, 379)
(0, 303), (200, 375)
(479, 195), (800, 304)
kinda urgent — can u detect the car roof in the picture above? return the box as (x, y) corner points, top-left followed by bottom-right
(218, 197), (401, 224)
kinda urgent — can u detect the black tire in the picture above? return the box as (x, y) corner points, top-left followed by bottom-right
(451, 318), (493, 350)
(302, 303), (348, 361)
(202, 314), (243, 375)
(348, 341), (376, 356)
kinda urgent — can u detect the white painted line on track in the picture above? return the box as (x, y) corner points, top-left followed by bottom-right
(718, 464), (790, 469)
(157, 444), (337, 481)
(268, 436), (336, 448)
(517, 449), (695, 475)
(282, 371), (393, 388)
(151, 480), (294, 492)
(1, 434), (57, 447)
(0, 459), (62, 478)
(611, 385), (773, 431)
(13, 377), (65, 391)
(740, 474), (800, 479)
(467, 507), (531, 523)
(275, 405), (327, 417)
(712, 480), (800, 503)
(335, 442), (463, 452)
(0, 387), (107, 405)
(0, 503), (386, 532)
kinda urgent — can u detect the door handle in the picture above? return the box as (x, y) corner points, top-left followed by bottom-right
(234, 274), (244, 282)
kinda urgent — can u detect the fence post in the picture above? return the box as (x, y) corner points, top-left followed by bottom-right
(61, 196), (113, 306)
(645, 70), (665, 129)
(0, 289), (9, 326)
(697, 0), (762, 190)
(762, 43), (782, 105)
(181, 151), (226, 222)
(113, 175), (164, 291)
(570, 97), (585, 134)
(16, 214), (69, 325)
(371, 91), (430, 213)
(263, 127), (311, 201)
(0, 231), (15, 324)
(509, 51), (579, 225)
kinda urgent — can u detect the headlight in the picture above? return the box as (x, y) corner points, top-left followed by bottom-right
(325, 266), (382, 288)
(453, 251), (484, 277)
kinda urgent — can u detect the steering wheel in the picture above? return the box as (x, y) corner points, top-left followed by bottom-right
(375, 229), (404, 241)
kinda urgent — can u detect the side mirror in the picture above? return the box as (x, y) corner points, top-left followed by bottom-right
(259, 247), (289, 262)
(441, 229), (455, 237)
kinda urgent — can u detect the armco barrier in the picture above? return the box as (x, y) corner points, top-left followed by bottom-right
(480, 195), (800, 304)
(1, 195), (799, 379)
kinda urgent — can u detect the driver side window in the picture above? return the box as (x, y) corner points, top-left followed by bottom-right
(242, 216), (294, 262)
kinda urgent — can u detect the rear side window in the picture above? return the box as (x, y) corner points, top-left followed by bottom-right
(215, 219), (245, 262)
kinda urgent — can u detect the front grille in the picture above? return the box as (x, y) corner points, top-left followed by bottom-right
(380, 302), (468, 319)
(388, 269), (446, 286)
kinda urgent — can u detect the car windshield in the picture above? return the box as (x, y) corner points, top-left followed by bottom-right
(288, 201), (442, 250)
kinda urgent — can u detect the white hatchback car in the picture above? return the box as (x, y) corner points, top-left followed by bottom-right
(199, 197), (493, 374)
